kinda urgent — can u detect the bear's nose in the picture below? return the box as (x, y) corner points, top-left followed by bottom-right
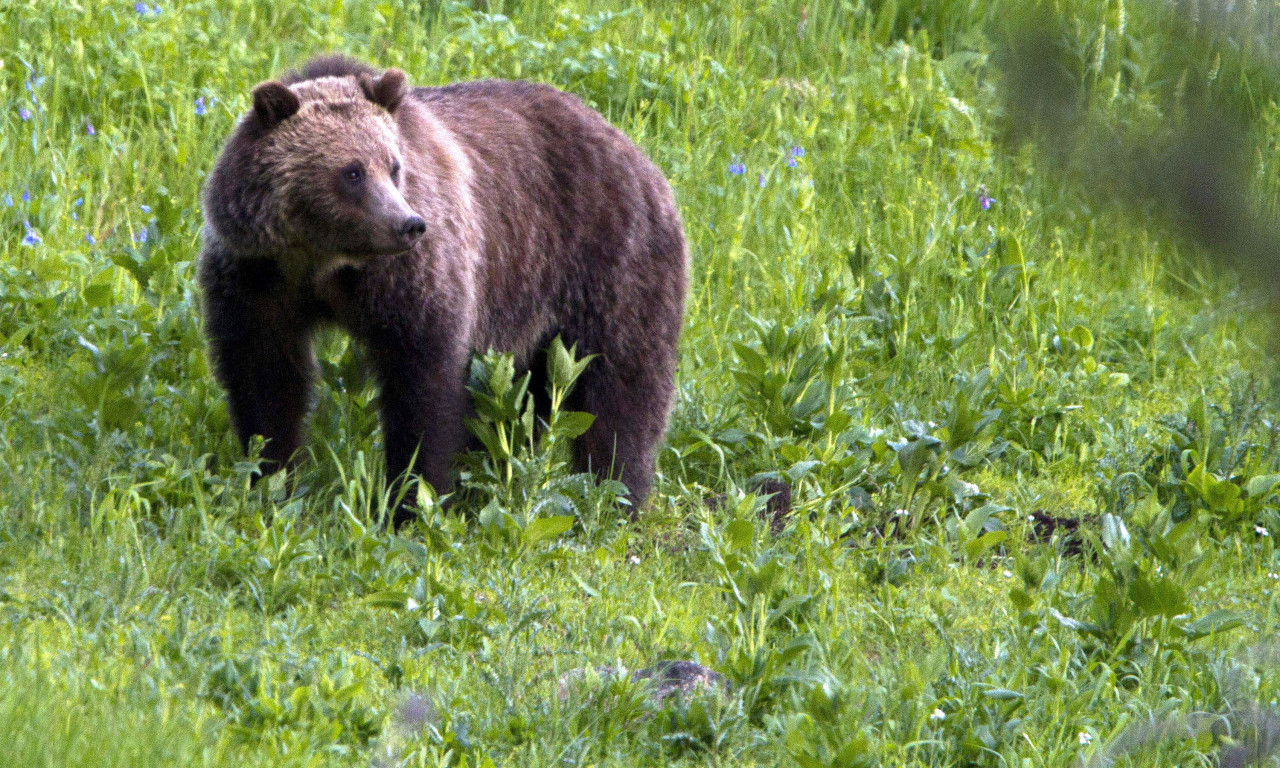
(398, 216), (427, 241)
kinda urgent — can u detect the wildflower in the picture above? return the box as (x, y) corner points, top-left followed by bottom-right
(1078, 731), (1092, 746)
(134, 1), (148, 12)
(1002, 570), (1013, 579)
(791, 145), (805, 158)
(628, 555), (641, 565)
(21, 190), (30, 203)
(25, 76), (46, 93)
(194, 97), (207, 116)
(74, 197), (84, 207)
(86, 120), (96, 136)
(758, 172), (766, 188)
(140, 204), (151, 213)
(19, 108), (32, 121)
(728, 161), (746, 175)
(1257, 525), (1270, 537)
(2, 194), (11, 207)
(85, 233), (96, 245)
(930, 708), (946, 722)
(21, 222), (40, 246)
(787, 157), (797, 168)
(977, 185), (995, 211)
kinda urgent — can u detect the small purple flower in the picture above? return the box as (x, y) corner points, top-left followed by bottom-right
(86, 120), (96, 136)
(71, 211), (78, 221)
(135, 228), (148, 244)
(791, 145), (805, 158)
(139, 204), (151, 213)
(134, 1), (149, 12)
(728, 161), (746, 175)
(21, 190), (31, 203)
(21, 222), (40, 247)
(194, 97), (207, 116)
(74, 197), (84, 207)
(19, 108), (32, 121)
(787, 157), (798, 168)
(977, 186), (995, 211)
(85, 233), (96, 245)
(758, 173), (766, 188)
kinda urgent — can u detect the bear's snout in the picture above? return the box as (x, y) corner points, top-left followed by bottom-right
(397, 215), (427, 244)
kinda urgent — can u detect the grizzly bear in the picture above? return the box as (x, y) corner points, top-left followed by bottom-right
(199, 55), (687, 524)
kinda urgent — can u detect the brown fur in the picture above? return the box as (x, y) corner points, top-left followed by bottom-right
(199, 55), (687, 524)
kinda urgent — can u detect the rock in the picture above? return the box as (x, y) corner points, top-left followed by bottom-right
(557, 660), (728, 705)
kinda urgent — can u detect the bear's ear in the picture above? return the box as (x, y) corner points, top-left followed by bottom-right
(360, 69), (409, 114)
(251, 81), (301, 128)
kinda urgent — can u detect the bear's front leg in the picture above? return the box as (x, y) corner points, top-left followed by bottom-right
(368, 332), (471, 527)
(201, 256), (318, 480)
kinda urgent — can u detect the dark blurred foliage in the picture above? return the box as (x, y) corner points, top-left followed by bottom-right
(990, 0), (1280, 291)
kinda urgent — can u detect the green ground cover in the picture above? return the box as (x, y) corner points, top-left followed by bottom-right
(4, 0), (1280, 764)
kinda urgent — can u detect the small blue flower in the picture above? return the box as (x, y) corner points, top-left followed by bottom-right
(86, 120), (96, 136)
(728, 161), (746, 175)
(787, 157), (798, 168)
(74, 197), (84, 207)
(85, 233), (96, 245)
(21, 190), (31, 203)
(71, 211), (78, 221)
(758, 173), (766, 188)
(140, 204), (151, 213)
(2, 194), (11, 207)
(194, 97), (207, 116)
(977, 186), (995, 211)
(21, 222), (40, 247)
(134, 1), (148, 12)
(791, 145), (805, 158)
(19, 108), (32, 121)
(135, 228), (148, 244)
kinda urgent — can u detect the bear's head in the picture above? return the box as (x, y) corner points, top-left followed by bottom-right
(203, 67), (426, 261)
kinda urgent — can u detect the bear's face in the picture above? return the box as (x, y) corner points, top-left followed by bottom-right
(216, 69), (426, 261)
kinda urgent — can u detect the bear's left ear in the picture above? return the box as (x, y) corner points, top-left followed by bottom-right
(252, 81), (301, 128)
(360, 69), (409, 114)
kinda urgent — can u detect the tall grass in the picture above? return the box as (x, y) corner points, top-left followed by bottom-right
(2, 0), (1280, 765)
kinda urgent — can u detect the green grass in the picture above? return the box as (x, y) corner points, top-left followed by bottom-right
(4, 0), (1280, 765)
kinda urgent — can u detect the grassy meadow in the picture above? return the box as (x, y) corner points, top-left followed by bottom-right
(6, 0), (1280, 764)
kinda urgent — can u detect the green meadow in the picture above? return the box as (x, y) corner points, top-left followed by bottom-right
(5, 0), (1280, 764)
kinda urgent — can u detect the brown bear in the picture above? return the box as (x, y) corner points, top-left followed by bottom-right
(198, 55), (687, 524)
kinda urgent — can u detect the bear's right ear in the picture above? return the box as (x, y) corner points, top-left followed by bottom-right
(360, 69), (409, 114)
(251, 81), (301, 128)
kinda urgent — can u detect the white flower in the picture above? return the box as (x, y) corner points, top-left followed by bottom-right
(895, 509), (909, 517)
(1269, 573), (1279, 580)
(628, 555), (641, 565)
(1256, 525), (1270, 537)
(1078, 731), (1092, 746)
(930, 708), (946, 721)
(1002, 570), (1013, 579)
(406, 597), (420, 611)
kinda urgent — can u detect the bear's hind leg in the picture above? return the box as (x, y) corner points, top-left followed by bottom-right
(569, 355), (676, 511)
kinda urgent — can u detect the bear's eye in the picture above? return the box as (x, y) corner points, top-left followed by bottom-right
(341, 164), (364, 184)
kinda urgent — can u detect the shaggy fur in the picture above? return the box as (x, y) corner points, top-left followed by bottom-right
(199, 56), (687, 524)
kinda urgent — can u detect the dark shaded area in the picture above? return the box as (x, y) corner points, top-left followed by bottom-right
(1027, 509), (1087, 558)
(995, 2), (1280, 301)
